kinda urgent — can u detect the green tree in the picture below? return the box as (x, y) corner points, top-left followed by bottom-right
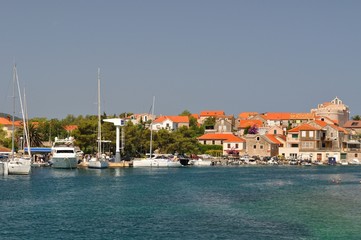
(179, 110), (192, 116)
(352, 115), (361, 120)
(169, 127), (200, 154)
(73, 115), (97, 154)
(203, 117), (216, 130)
(27, 122), (43, 147)
(0, 125), (11, 149)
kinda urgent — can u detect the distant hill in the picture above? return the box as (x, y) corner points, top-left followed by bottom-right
(0, 112), (21, 121)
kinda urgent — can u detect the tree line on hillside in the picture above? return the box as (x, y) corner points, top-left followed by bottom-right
(0, 110), (222, 158)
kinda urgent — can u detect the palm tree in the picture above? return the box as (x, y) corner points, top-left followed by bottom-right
(16, 123), (43, 148)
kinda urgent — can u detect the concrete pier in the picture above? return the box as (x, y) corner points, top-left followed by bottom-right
(108, 161), (130, 168)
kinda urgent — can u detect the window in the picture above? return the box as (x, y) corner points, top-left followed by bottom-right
(309, 131), (314, 138)
(235, 144), (238, 148)
(301, 131), (306, 137)
(212, 140), (215, 145)
(227, 144), (231, 148)
(274, 130), (277, 134)
(260, 145), (264, 149)
(301, 142), (314, 148)
(253, 145), (257, 149)
(291, 144), (298, 148)
(256, 137), (260, 141)
(292, 134), (298, 139)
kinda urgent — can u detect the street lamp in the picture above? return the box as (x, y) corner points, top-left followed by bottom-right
(20, 136), (23, 151)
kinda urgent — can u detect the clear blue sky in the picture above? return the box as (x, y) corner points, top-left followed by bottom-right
(1, 0), (360, 119)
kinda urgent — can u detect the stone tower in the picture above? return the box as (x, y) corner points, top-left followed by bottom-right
(311, 97), (350, 126)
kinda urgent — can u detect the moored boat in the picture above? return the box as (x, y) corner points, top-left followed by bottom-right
(87, 68), (109, 169)
(50, 137), (78, 169)
(8, 155), (31, 175)
(133, 155), (183, 168)
(7, 65), (31, 175)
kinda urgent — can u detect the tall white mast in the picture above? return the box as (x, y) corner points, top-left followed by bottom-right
(149, 96), (155, 158)
(11, 65), (16, 160)
(15, 66), (31, 157)
(97, 68), (102, 158)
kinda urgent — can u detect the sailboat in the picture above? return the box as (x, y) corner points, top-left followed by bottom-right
(8, 65), (32, 175)
(132, 96), (182, 168)
(88, 68), (109, 169)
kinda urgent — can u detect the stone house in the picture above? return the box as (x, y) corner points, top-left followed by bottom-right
(197, 133), (246, 155)
(151, 116), (189, 131)
(243, 134), (281, 158)
(311, 97), (350, 126)
(129, 113), (155, 125)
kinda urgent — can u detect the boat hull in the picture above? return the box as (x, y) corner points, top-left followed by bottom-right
(8, 162), (31, 175)
(189, 159), (213, 166)
(133, 159), (182, 168)
(88, 160), (109, 169)
(51, 157), (78, 169)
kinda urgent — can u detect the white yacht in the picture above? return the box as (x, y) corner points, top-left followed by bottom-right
(7, 64), (31, 175)
(50, 137), (78, 169)
(132, 97), (182, 168)
(133, 155), (182, 168)
(8, 155), (31, 175)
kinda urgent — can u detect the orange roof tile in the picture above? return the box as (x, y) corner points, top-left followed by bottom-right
(343, 120), (361, 128)
(197, 133), (245, 142)
(313, 120), (328, 128)
(64, 125), (78, 131)
(315, 116), (338, 124)
(262, 112), (291, 120)
(238, 112), (258, 119)
(288, 123), (321, 132)
(289, 113), (315, 120)
(191, 114), (199, 119)
(154, 116), (189, 124)
(0, 117), (12, 125)
(238, 120), (263, 129)
(265, 134), (282, 144)
(200, 110), (225, 117)
(0, 146), (11, 152)
(262, 112), (315, 120)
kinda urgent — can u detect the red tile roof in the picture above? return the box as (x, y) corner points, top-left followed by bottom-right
(265, 134), (283, 144)
(197, 133), (245, 142)
(154, 116), (189, 123)
(0, 146), (11, 152)
(343, 120), (361, 128)
(64, 125), (78, 132)
(191, 114), (199, 119)
(238, 120), (263, 129)
(313, 120), (328, 128)
(262, 112), (315, 120)
(0, 117), (21, 127)
(288, 123), (321, 132)
(200, 111), (225, 117)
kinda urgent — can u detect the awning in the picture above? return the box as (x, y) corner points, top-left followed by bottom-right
(24, 147), (52, 153)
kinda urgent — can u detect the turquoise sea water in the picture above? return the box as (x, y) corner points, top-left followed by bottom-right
(1, 165), (361, 240)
